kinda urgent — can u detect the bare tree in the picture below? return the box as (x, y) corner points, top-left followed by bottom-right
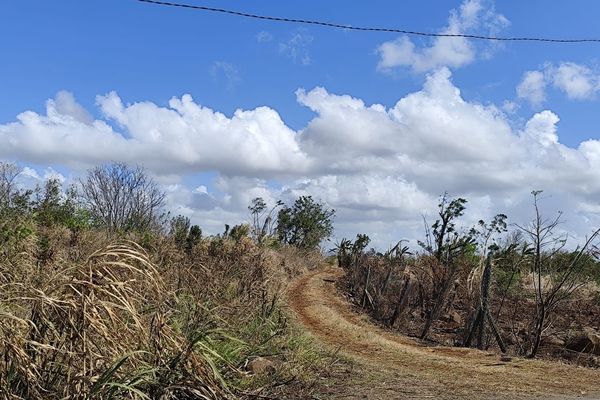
(463, 252), (507, 353)
(517, 191), (600, 358)
(80, 163), (165, 232)
(462, 214), (508, 351)
(0, 162), (21, 208)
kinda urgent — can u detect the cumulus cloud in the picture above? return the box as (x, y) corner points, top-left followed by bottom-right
(551, 62), (600, 100)
(0, 91), (307, 176)
(49, 91), (93, 124)
(4, 69), (600, 247)
(517, 62), (600, 105)
(376, 0), (509, 73)
(516, 70), (547, 106)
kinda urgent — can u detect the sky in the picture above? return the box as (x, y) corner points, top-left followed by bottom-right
(2, 0), (600, 248)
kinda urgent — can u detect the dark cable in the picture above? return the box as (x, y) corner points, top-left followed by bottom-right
(136, 0), (600, 44)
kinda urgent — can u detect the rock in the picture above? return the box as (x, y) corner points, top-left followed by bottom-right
(566, 327), (600, 355)
(247, 357), (277, 375)
(500, 353), (512, 362)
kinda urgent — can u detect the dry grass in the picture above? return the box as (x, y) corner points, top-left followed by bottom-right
(0, 225), (326, 399)
(1, 240), (227, 399)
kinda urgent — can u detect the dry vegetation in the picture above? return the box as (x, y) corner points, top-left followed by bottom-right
(338, 193), (600, 367)
(0, 162), (331, 399)
(3, 159), (600, 399)
(0, 227), (330, 399)
(290, 267), (600, 399)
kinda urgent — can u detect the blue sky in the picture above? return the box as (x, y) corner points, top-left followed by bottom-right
(3, 0), (600, 246)
(3, 0), (600, 142)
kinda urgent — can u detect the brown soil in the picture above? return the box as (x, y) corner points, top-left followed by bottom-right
(287, 266), (600, 399)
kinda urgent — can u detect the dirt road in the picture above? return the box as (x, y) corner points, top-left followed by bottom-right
(287, 267), (600, 399)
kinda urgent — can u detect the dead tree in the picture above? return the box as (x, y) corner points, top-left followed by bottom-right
(388, 272), (414, 328)
(419, 194), (473, 340)
(463, 252), (506, 352)
(80, 163), (165, 233)
(516, 191), (600, 358)
(0, 162), (21, 209)
(419, 256), (459, 340)
(248, 197), (283, 243)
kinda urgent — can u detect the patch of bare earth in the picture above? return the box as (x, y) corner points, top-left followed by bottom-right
(286, 266), (600, 399)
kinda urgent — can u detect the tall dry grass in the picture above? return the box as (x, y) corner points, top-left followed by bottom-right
(0, 226), (323, 399)
(1, 239), (228, 399)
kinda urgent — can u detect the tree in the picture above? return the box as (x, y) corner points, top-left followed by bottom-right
(0, 162), (21, 209)
(419, 193), (471, 263)
(516, 191), (600, 358)
(35, 179), (87, 229)
(462, 213), (509, 351)
(249, 197), (266, 230)
(170, 214), (202, 254)
(170, 215), (191, 248)
(229, 223), (250, 241)
(276, 196), (334, 249)
(80, 163), (165, 233)
(186, 224), (202, 252)
(419, 193), (476, 339)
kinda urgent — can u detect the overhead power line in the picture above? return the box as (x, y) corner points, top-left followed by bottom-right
(136, 0), (600, 44)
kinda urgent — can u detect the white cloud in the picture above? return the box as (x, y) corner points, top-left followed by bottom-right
(517, 62), (600, 105)
(551, 62), (600, 100)
(279, 32), (313, 65)
(376, 0), (509, 73)
(256, 30), (273, 43)
(13, 166), (67, 192)
(501, 100), (519, 114)
(210, 61), (241, 90)
(20, 167), (41, 180)
(0, 91), (307, 176)
(517, 70), (547, 106)
(194, 185), (208, 194)
(49, 91), (93, 124)
(4, 69), (600, 247)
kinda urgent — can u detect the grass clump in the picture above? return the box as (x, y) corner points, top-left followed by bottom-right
(0, 241), (229, 399)
(0, 229), (327, 399)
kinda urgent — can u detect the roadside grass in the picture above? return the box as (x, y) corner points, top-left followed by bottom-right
(0, 225), (331, 399)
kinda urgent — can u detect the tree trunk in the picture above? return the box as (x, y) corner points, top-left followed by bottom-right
(420, 266), (455, 339)
(477, 254), (493, 349)
(361, 264), (372, 308)
(486, 311), (507, 354)
(464, 308), (483, 347)
(389, 275), (412, 328)
(528, 307), (545, 358)
(380, 265), (394, 297)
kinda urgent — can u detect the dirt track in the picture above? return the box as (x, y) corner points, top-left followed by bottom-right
(287, 266), (600, 400)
